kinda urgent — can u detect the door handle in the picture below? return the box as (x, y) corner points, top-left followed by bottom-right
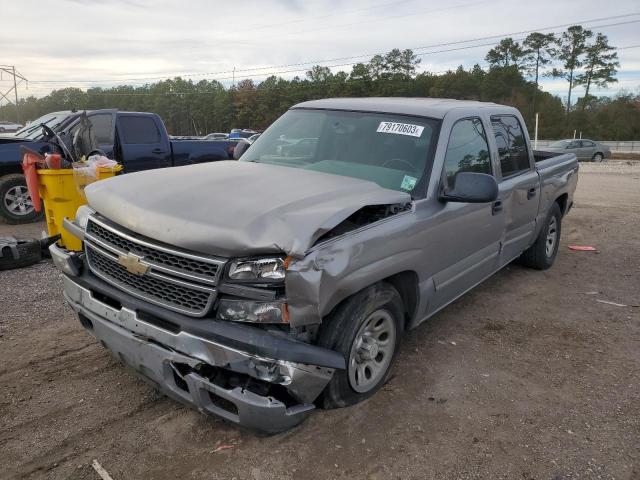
(527, 187), (537, 199)
(152, 148), (165, 154)
(492, 200), (503, 215)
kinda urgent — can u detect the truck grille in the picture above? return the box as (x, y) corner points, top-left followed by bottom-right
(84, 216), (225, 317)
(86, 220), (221, 283)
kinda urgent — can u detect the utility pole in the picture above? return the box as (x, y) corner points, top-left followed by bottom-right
(0, 65), (28, 123)
(12, 66), (19, 122)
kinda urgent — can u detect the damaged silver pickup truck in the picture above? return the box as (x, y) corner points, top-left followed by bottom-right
(51, 98), (578, 433)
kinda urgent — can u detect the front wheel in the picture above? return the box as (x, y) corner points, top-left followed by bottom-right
(592, 153), (604, 162)
(518, 203), (562, 270)
(317, 283), (404, 409)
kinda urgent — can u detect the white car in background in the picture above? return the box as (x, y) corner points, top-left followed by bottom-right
(0, 121), (22, 133)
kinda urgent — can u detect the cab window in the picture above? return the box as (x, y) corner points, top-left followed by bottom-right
(443, 117), (491, 189)
(119, 116), (161, 144)
(491, 115), (530, 178)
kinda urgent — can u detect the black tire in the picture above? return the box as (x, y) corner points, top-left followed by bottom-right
(592, 152), (604, 162)
(0, 174), (44, 224)
(0, 238), (42, 270)
(519, 203), (562, 270)
(317, 282), (404, 409)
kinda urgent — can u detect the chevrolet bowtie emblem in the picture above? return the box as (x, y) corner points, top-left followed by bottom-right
(117, 253), (150, 275)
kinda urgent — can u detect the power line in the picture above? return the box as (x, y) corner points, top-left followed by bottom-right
(19, 54), (638, 99)
(280, 0), (491, 36)
(237, 0), (421, 32)
(27, 34), (640, 92)
(26, 12), (640, 86)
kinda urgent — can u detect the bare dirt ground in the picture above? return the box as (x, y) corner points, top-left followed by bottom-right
(1, 162), (639, 480)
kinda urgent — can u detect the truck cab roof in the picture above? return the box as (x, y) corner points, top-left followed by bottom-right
(292, 97), (513, 120)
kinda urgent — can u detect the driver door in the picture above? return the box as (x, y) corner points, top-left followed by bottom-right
(428, 117), (503, 313)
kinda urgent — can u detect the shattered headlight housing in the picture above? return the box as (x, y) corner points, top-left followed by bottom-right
(227, 257), (286, 282)
(217, 299), (288, 323)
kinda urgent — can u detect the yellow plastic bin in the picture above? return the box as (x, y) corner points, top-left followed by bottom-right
(37, 166), (122, 251)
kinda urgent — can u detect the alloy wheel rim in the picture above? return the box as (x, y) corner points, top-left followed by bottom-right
(348, 309), (396, 393)
(3, 185), (34, 216)
(545, 216), (557, 257)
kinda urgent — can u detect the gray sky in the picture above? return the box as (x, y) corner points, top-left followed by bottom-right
(1, 0), (639, 102)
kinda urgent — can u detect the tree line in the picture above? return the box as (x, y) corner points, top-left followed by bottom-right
(1, 26), (638, 140)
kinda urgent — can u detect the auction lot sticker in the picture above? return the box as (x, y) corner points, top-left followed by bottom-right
(377, 121), (424, 137)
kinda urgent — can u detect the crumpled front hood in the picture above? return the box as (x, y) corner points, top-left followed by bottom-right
(85, 160), (410, 257)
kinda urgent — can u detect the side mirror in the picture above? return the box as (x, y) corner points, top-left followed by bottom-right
(440, 172), (498, 203)
(233, 140), (251, 160)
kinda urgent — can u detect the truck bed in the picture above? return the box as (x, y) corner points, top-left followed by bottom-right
(534, 149), (568, 163)
(534, 150), (578, 228)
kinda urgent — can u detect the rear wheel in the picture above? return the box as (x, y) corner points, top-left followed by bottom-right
(318, 283), (404, 409)
(519, 203), (562, 270)
(0, 174), (44, 224)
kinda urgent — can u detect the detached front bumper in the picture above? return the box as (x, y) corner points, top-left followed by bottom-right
(54, 245), (339, 433)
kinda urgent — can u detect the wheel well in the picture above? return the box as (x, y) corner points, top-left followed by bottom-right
(383, 271), (419, 329)
(555, 193), (568, 216)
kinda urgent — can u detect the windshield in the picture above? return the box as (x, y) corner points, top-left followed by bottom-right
(549, 140), (571, 148)
(242, 109), (439, 194)
(14, 112), (74, 139)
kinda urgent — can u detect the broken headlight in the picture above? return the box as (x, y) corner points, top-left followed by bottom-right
(227, 257), (286, 282)
(217, 299), (288, 323)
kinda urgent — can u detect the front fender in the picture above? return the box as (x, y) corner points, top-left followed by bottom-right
(286, 223), (423, 327)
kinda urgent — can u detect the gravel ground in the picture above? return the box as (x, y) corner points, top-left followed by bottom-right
(0, 162), (639, 480)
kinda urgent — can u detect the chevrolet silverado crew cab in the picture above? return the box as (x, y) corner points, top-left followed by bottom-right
(51, 98), (578, 433)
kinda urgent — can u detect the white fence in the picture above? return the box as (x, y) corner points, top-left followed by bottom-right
(535, 140), (640, 153)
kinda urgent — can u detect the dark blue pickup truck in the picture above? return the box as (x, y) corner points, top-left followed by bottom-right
(0, 109), (236, 224)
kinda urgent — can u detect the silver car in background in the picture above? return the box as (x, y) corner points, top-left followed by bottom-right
(0, 121), (23, 133)
(545, 139), (611, 162)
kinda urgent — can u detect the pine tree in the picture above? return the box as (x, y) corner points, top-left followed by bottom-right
(552, 26), (593, 114)
(575, 33), (619, 106)
(522, 32), (557, 113)
(485, 38), (528, 71)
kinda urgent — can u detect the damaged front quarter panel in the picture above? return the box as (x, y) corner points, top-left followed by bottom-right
(285, 201), (416, 328)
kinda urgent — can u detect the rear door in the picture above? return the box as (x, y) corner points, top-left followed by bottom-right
(579, 140), (596, 160)
(116, 113), (171, 172)
(566, 140), (581, 159)
(490, 114), (540, 265)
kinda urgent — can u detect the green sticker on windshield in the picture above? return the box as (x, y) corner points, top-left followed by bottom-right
(401, 175), (417, 191)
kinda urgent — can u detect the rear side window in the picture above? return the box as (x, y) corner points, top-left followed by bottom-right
(119, 116), (160, 144)
(443, 118), (491, 189)
(491, 115), (530, 178)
